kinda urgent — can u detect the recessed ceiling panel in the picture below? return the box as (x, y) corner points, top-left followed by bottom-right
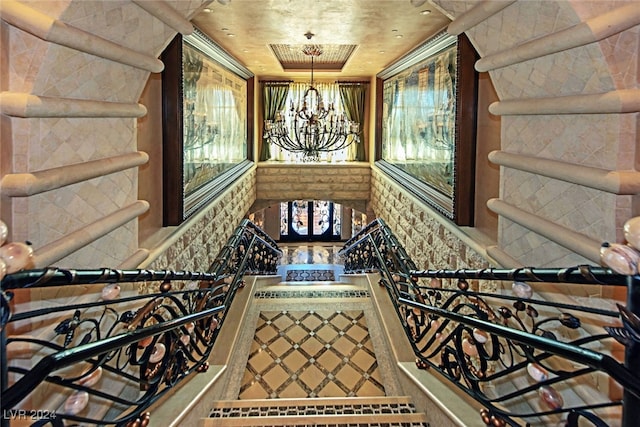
(270, 44), (358, 72)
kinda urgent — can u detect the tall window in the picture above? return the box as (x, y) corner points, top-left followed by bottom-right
(269, 82), (356, 162)
(162, 30), (252, 225)
(381, 43), (456, 197)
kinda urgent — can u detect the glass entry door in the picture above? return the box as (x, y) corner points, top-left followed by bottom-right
(280, 200), (341, 242)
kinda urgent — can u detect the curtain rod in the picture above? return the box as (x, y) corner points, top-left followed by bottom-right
(334, 81), (370, 85)
(261, 80), (370, 85)
(260, 80), (293, 84)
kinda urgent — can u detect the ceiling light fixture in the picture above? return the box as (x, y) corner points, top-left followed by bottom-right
(263, 44), (360, 162)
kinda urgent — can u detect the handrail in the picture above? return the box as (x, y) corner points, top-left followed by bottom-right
(399, 297), (640, 398)
(340, 218), (639, 427)
(1, 268), (218, 290)
(342, 217), (383, 248)
(0, 220), (281, 426)
(410, 265), (628, 286)
(3, 305), (225, 410)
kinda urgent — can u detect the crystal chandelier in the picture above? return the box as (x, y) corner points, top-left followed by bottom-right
(263, 44), (360, 161)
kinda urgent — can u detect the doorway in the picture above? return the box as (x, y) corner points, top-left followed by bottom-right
(280, 200), (341, 242)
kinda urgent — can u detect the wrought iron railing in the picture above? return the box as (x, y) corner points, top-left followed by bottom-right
(0, 219), (281, 426)
(340, 218), (640, 427)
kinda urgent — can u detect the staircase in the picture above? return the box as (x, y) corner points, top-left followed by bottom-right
(204, 396), (429, 426)
(198, 244), (431, 426)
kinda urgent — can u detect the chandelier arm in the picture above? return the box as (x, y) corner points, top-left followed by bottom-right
(317, 134), (331, 151)
(329, 136), (349, 151)
(269, 125), (299, 152)
(322, 129), (336, 150)
(276, 116), (295, 151)
(322, 122), (341, 150)
(286, 132), (301, 151)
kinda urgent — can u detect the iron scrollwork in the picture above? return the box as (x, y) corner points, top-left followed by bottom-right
(1, 220), (282, 426)
(340, 218), (638, 427)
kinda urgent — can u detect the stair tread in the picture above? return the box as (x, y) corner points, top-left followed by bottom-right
(210, 396), (416, 408)
(202, 412), (430, 426)
(208, 396), (426, 424)
(255, 285), (368, 291)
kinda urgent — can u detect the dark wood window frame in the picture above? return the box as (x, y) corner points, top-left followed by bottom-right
(375, 32), (479, 226)
(161, 30), (255, 226)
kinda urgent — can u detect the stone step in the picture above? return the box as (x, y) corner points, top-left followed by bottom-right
(202, 413), (430, 426)
(253, 285), (370, 300)
(204, 396), (430, 426)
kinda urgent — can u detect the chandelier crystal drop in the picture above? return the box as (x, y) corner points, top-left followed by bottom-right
(263, 44), (360, 161)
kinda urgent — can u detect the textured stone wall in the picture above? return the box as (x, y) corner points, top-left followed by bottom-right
(255, 163), (371, 213)
(370, 169), (499, 294)
(142, 168), (256, 275)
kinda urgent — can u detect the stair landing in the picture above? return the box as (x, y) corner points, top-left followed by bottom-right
(238, 304), (384, 400)
(219, 273), (401, 395)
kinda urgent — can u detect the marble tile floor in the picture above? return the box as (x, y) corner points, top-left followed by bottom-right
(279, 244), (344, 265)
(276, 244), (345, 280)
(219, 285), (402, 402)
(239, 308), (384, 399)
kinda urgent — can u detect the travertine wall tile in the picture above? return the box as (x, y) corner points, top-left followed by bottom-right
(3, 0), (209, 268)
(435, 0), (638, 266)
(255, 165), (371, 204)
(7, 27), (48, 92)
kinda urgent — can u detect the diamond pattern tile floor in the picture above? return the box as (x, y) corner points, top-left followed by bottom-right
(239, 309), (386, 399)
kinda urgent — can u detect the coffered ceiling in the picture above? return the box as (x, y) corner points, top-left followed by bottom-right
(191, 0), (451, 81)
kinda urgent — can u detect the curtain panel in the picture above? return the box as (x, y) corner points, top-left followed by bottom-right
(260, 82), (290, 161)
(339, 83), (367, 161)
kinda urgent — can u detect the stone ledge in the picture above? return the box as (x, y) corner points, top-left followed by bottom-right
(397, 362), (484, 427)
(257, 161), (371, 168)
